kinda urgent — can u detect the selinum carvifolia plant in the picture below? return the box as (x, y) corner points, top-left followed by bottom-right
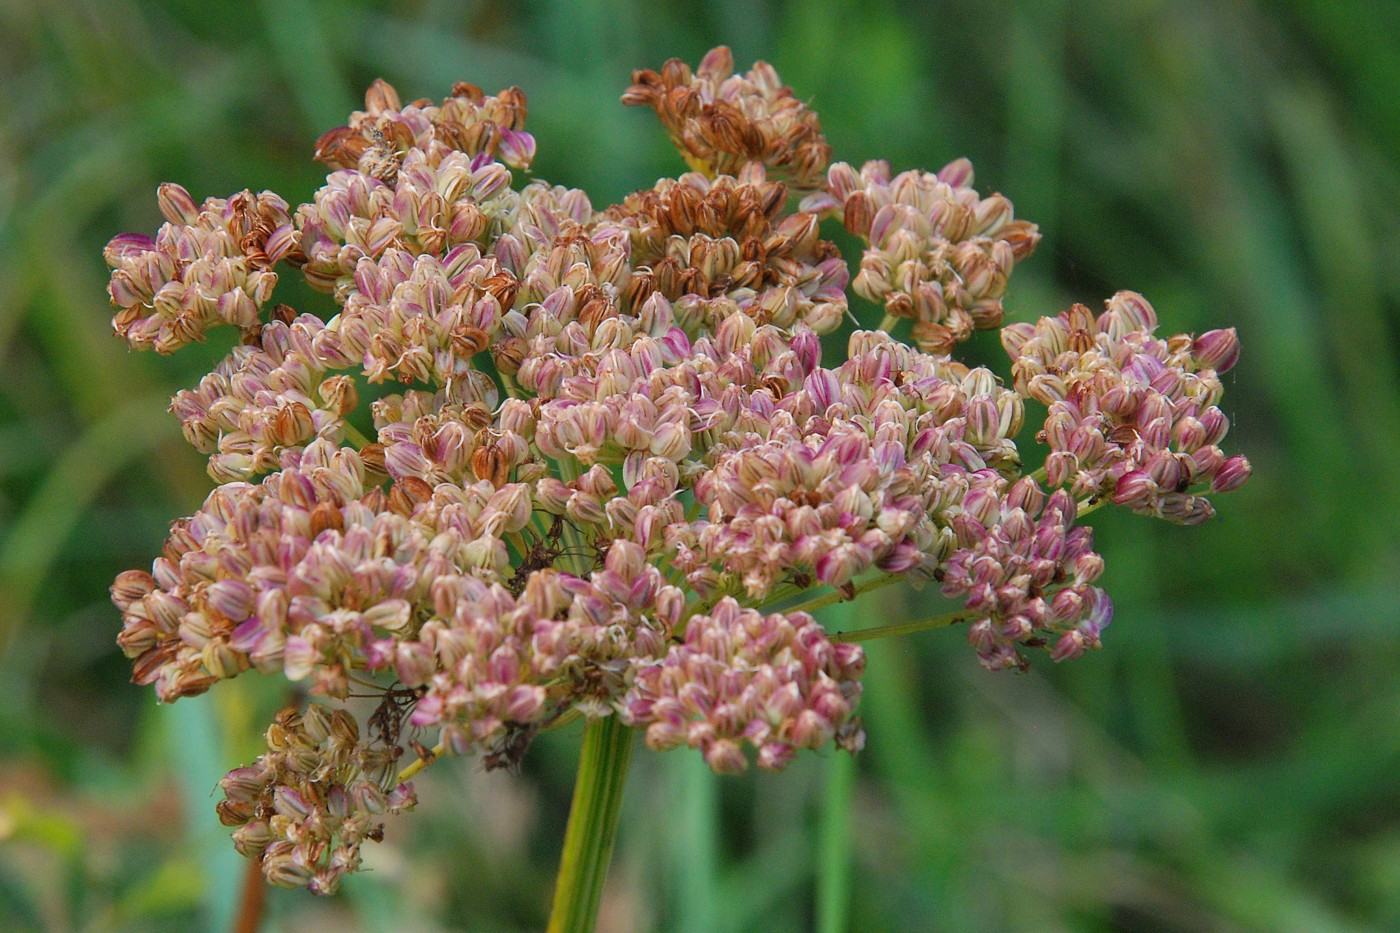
(106, 46), (1251, 930)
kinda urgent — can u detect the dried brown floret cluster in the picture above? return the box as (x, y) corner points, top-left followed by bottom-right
(623, 46), (831, 187)
(106, 47), (1250, 894)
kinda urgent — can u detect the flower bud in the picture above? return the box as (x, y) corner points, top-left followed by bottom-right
(1193, 328), (1240, 373)
(703, 739), (748, 774)
(1210, 455), (1251, 493)
(157, 183), (200, 226)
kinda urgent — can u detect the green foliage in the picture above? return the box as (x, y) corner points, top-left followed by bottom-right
(1, 1), (1396, 929)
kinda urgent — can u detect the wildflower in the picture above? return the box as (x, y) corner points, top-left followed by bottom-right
(295, 151), (521, 292)
(107, 46), (1250, 899)
(170, 312), (353, 482)
(113, 441), (522, 702)
(939, 475), (1112, 669)
(314, 78), (536, 177)
(105, 186), (290, 352)
(606, 172), (848, 335)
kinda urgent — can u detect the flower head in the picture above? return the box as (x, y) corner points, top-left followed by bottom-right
(805, 159), (1039, 352)
(108, 46), (1250, 896)
(315, 78), (535, 177)
(105, 186), (290, 352)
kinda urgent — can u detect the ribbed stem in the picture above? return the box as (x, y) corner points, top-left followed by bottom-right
(546, 715), (635, 933)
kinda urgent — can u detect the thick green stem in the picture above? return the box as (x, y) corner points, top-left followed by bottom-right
(816, 751), (856, 933)
(547, 715), (635, 933)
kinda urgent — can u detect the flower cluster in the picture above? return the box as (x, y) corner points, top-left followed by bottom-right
(940, 475), (1111, 669)
(314, 78), (535, 178)
(623, 598), (865, 773)
(169, 312), (354, 481)
(296, 152), (520, 293)
(805, 159), (1040, 353)
(216, 706), (415, 895)
(107, 46), (1250, 894)
(404, 539), (685, 758)
(1002, 292), (1250, 523)
(674, 331), (1024, 600)
(606, 172), (849, 334)
(106, 185), (291, 352)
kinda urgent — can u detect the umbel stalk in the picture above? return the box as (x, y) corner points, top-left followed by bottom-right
(547, 716), (636, 933)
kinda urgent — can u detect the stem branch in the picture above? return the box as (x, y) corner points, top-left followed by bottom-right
(396, 742), (443, 783)
(342, 421), (372, 449)
(1077, 497), (1107, 519)
(830, 608), (975, 643)
(771, 572), (904, 616)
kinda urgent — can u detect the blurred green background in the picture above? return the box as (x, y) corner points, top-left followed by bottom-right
(2, 0), (1398, 930)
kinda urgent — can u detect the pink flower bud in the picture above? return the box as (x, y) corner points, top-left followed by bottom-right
(385, 442), (432, 480)
(273, 786), (313, 820)
(206, 579), (255, 621)
(650, 421), (692, 460)
(1050, 630), (1087, 662)
(1211, 455), (1251, 493)
(264, 851), (318, 890)
(757, 742), (797, 771)
(1194, 328), (1241, 373)
(498, 129), (537, 168)
(1112, 471), (1156, 509)
(111, 570), (156, 611)
(505, 685), (546, 721)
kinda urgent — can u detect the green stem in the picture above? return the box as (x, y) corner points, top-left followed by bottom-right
(554, 456), (595, 575)
(670, 751), (718, 933)
(814, 600), (860, 932)
(877, 313), (899, 333)
(342, 420), (372, 448)
(771, 573), (903, 616)
(1077, 496), (1107, 519)
(816, 751), (856, 933)
(547, 716), (635, 933)
(830, 609), (975, 643)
